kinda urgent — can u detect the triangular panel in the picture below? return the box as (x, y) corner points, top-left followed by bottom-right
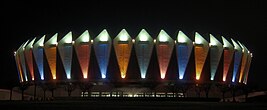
(231, 39), (242, 82)
(222, 36), (234, 82)
(209, 34), (223, 80)
(243, 52), (252, 84)
(33, 36), (45, 80)
(25, 38), (36, 81)
(155, 30), (174, 79)
(194, 32), (209, 80)
(176, 31), (193, 79)
(238, 42), (248, 83)
(44, 33), (58, 80)
(134, 29), (153, 79)
(19, 41), (29, 81)
(14, 44), (24, 82)
(113, 29), (133, 79)
(74, 30), (91, 79)
(94, 29), (112, 79)
(58, 32), (73, 79)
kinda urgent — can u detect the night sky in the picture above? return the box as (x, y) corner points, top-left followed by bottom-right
(2, 1), (266, 90)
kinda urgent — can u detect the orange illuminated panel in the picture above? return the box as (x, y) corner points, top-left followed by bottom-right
(15, 52), (24, 82)
(74, 30), (91, 79)
(239, 51), (248, 83)
(76, 44), (90, 79)
(46, 47), (57, 79)
(113, 29), (133, 79)
(25, 38), (36, 81)
(243, 53), (252, 84)
(115, 44), (132, 78)
(238, 43), (248, 83)
(157, 45), (172, 79)
(44, 34), (57, 80)
(194, 32), (209, 80)
(194, 46), (209, 80)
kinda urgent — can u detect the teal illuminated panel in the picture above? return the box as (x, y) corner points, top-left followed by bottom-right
(19, 41), (29, 81)
(58, 32), (73, 79)
(176, 31), (193, 79)
(134, 29), (153, 79)
(33, 36), (45, 80)
(94, 29), (112, 79)
(209, 34), (223, 80)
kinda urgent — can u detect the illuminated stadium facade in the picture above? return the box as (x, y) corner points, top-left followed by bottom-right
(14, 29), (252, 99)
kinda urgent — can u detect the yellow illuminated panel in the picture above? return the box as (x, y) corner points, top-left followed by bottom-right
(25, 38), (36, 81)
(243, 53), (252, 84)
(44, 33), (57, 80)
(194, 32), (209, 80)
(113, 29), (133, 78)
(238, 42), (248, 83)
(15, 48), (24, 82)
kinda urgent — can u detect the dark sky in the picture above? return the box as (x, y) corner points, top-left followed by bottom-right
(2, 1), (266, 89)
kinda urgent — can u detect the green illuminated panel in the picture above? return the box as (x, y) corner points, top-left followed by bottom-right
(209, 34), (223, 80)
(58, 32), (73, 79)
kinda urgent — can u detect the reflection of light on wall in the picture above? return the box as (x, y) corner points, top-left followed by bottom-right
(63, 32), (72, 43)
(177, 31), (188, 43)
(196, 75), (200, 80)
(102, 74), (106, 79)
(121, 73), (126, 79)
(179, 76), (183, 80)
(178, 36), (186, 43)
(141, 73), (146, 79)
(161, 73), (165, 79)
(210, 77), (214, 80)
(119, 35), (128, 41)
(80, 31), (90, 42)
(118, 29), (129, 41)
(140, 34), (148, 41)
(209, 34), (218, 46)
(223, 77), (226, 81)
(159, 35), (168, 42)
(195, 33), (203, 44)
(99, 32), (109, 41)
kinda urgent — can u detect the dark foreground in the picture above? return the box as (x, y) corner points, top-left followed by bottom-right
(1, 98), (267, 110)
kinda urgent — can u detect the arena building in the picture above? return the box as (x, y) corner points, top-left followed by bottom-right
(13, 29), (252, 100)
